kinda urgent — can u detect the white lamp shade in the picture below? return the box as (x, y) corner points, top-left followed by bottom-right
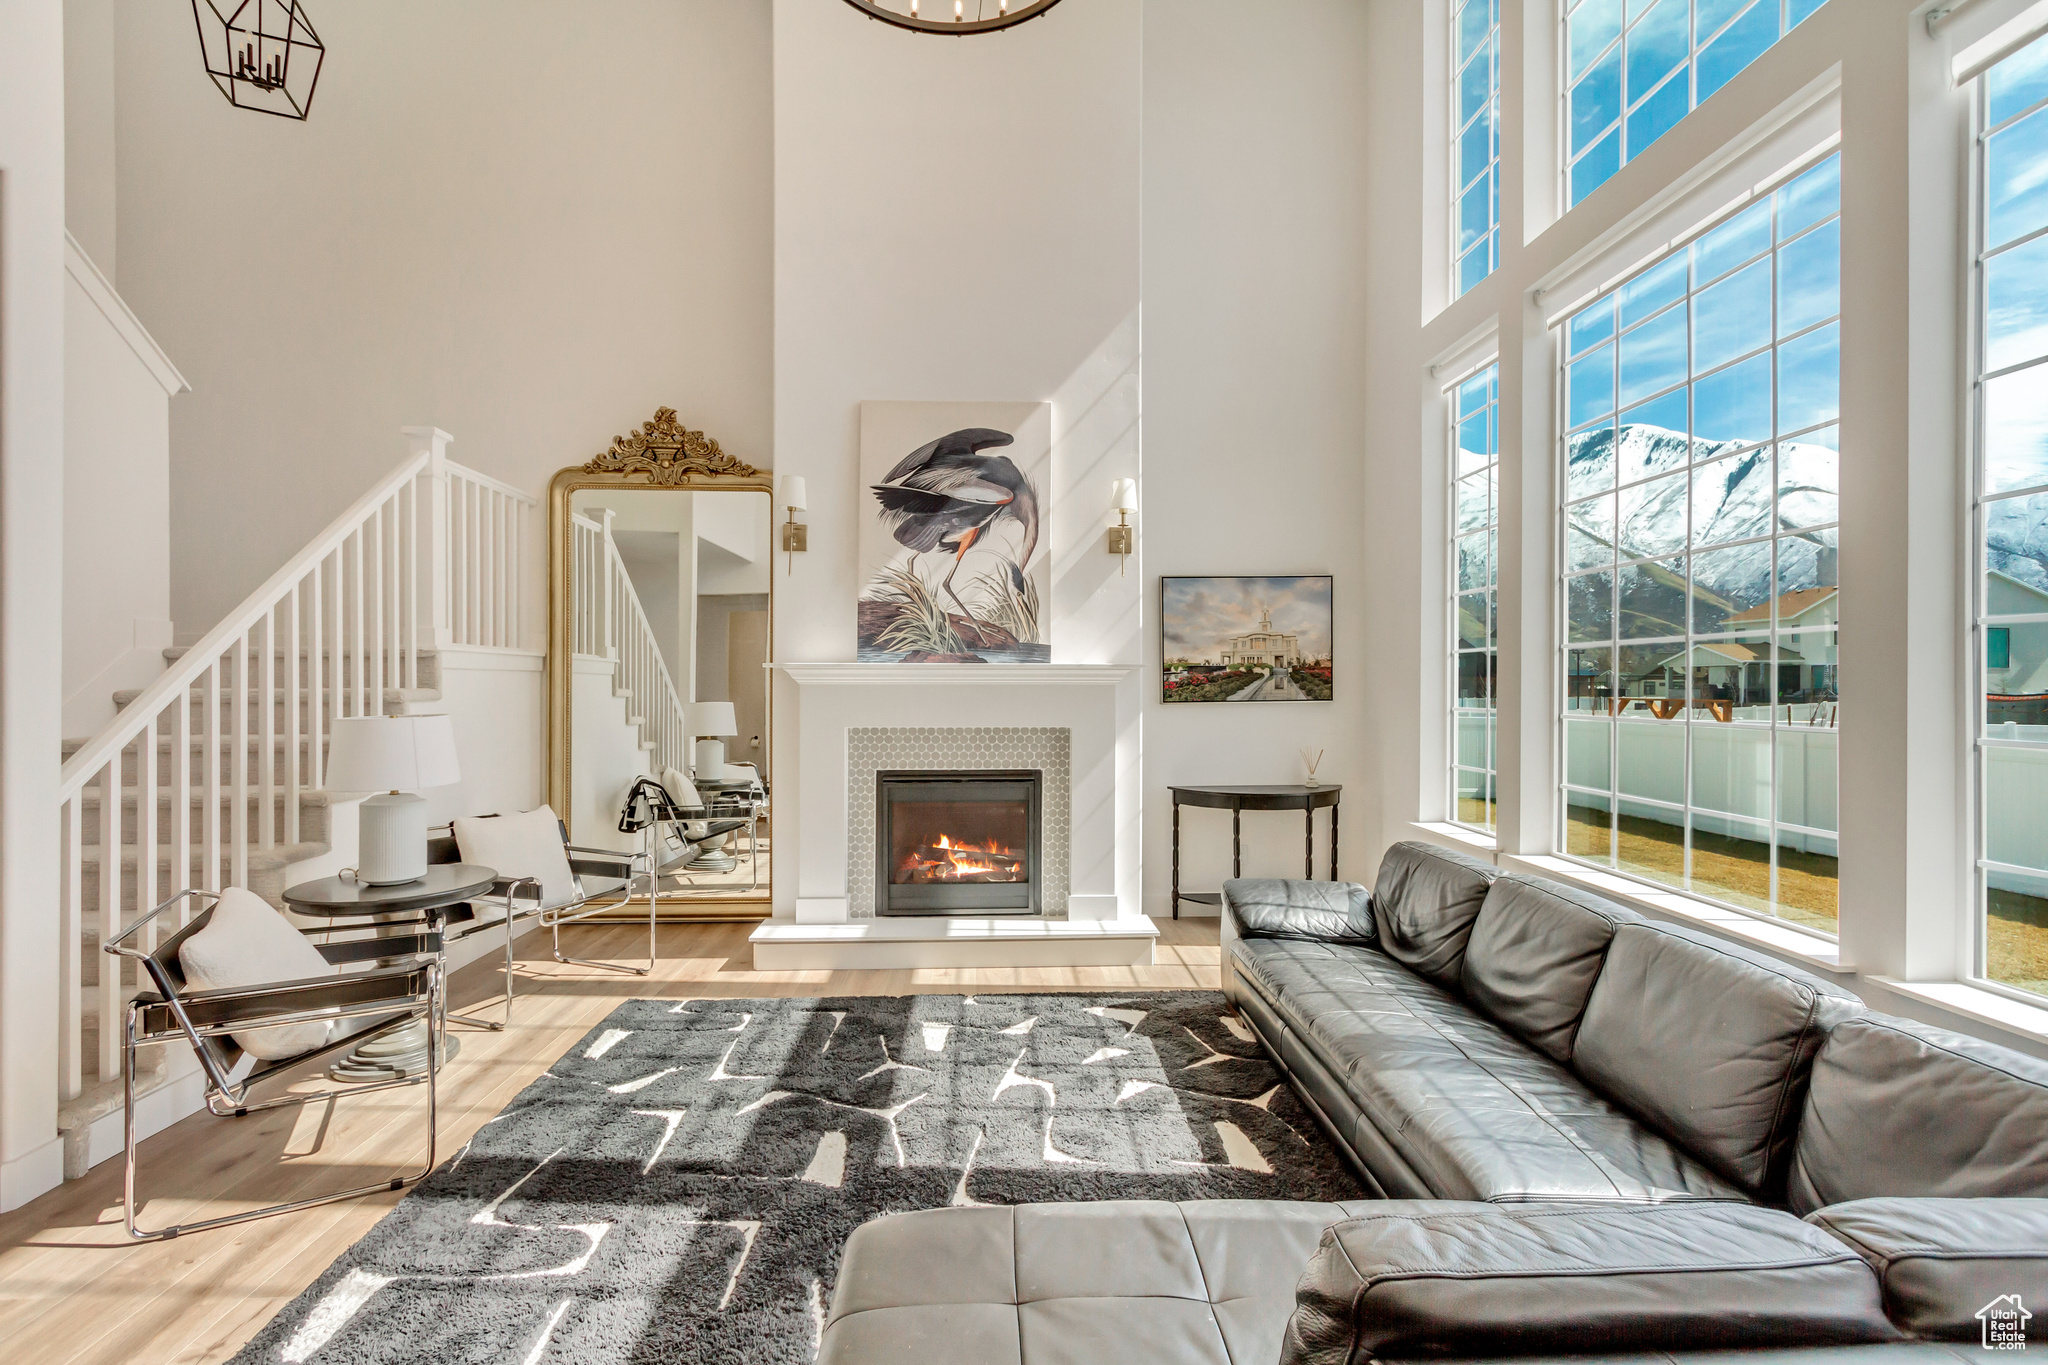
(686, 701), (738, 739)
(780, 475), (808, 511)
(324, 715), (462, 792)
(1112, 478), (1138, 513)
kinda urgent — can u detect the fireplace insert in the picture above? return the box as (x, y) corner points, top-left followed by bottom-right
(876, 770), (1042, 915)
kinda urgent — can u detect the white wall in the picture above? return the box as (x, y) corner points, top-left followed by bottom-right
(62, 240), (182, 736)
(569, 656), (647, 853)
(770, 0), (1145, 912)
(62, 0), (113, 272)
(613, 530), (683, 682)
(108, 0), (773, 641)
(0, 0), (70, 1213)
(1141, 0), (1373, 911)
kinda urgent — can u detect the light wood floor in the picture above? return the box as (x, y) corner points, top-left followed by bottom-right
(0, 917), (1222, 1365)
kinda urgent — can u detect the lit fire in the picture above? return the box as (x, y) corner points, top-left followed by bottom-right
(897, 831), (1025, 883)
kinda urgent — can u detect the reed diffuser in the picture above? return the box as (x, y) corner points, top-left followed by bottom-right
(1302, 747), (1325, 787)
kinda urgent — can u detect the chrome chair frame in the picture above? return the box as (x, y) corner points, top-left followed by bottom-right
(427, 820), (689, 987)
(542, 833), (693, 976)
(104, 888), (444, 1242)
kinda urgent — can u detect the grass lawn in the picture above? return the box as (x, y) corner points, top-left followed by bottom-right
(1564, 805), (1838, 933)
(1456, 796), (1496, 831)
(1988, 890), (2048, 998)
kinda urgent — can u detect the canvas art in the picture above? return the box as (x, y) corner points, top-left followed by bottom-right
(858, 401), (1052, 663)
(1161, 576), (1334, 702)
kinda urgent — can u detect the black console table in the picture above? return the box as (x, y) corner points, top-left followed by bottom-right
(1169, 784), (1342, 920)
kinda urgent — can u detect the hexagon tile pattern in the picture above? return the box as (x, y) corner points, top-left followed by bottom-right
(847, 728), (1071, 919)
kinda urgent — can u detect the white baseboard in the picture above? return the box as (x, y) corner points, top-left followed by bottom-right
(76, 1063), (211, 1179)
(0, 1135), (64, 1213)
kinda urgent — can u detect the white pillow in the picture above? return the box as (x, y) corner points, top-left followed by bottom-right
(662, 766), (703, 811)
(454, 805), (579, 909)
(178, 887), (337, 1060)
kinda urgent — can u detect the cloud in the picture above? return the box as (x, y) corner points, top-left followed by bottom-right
(1162, 577), (1332, 660)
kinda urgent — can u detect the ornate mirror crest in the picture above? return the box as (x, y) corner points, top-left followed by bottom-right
(582, 407), (765, 485)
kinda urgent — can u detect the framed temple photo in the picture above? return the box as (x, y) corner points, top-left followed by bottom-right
(1161, 575), (1334, 703)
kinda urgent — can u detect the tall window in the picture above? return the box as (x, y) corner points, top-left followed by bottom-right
(1453, 363), (1500, 833)
(1564, 0), (1832, 209)
(1975, 35), (2048, 998)
(1454, 0), (1501, 297)
(1559, 152), (1841, 934)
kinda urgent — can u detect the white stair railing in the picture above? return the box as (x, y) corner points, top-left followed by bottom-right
(56, 428), (536, 1104)
(444, 461), (532, 649)
(570, 510), (689, 774)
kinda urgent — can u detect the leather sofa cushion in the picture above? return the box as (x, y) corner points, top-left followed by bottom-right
(1233, 936), (1745, 1205)
(1223, 878), (1376, 945)
(1370, 840), (1499, 988)
(1460, 874), (1640, 1062)
(1807, 1197), (2048, 1341)
(1574, 920), (1865, 1198)
(1280, 1201), (1899, 1364)
(818, 1200), (1377, 1365)
(1789, 1014), (2048, 1213)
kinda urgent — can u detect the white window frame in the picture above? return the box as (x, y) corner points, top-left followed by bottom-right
(1449, 359), (1502, 835)
(1551, 140), (1844, 942)
(1968, 31), (2048, 1006)
(1557, 0), (1835, 215)
(1453, 0), (1502, 298)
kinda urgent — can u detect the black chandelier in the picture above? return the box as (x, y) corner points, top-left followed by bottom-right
(190, 0), (325, 120)
(839, 0), (1066, 36)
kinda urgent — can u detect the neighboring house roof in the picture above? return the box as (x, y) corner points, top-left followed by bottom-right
(1637, 639), (1809, 677)
(1988, 569), (2048, 615)
(1722, 587), (1836, 627)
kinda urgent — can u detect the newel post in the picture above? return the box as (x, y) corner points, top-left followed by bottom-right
(404, 426), (454, 649)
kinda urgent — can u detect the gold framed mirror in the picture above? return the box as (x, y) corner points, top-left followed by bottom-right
(547, 408), (773, 919)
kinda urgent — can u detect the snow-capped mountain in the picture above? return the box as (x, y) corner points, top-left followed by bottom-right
(1561, 423), (1838, 633)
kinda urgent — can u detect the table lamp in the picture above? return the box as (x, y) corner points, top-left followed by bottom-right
(686, 701), (738, 782)
(325, 714), (462, 884)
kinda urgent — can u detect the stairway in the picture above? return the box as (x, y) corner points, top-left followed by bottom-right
(48, 435), (538, 1194)
(54, 645), (444, 1176)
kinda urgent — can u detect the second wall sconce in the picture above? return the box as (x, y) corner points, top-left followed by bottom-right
(1107, 477), (1137, 574)
(780, 475), (808, 574)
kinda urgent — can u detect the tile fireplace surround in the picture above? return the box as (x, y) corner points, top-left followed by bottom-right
(752, 663), (1153, 969)
(849, 727), (1070, 918)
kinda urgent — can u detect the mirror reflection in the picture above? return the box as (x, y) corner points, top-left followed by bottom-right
(566, 487), (771, 903)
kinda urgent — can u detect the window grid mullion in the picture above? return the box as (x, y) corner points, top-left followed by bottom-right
(1556, 147), (1843, 932)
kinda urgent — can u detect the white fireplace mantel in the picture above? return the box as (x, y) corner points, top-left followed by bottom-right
(762, 659), (1147, 966)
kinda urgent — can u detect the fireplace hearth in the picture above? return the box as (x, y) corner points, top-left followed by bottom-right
(876, 770), (1042, 915)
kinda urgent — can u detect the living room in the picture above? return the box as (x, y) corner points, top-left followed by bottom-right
(1, 0), (2045, 1361)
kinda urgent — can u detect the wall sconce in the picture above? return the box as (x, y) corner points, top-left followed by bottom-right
(780, 475), (808, 574)
(1107, 478), (1137, 575)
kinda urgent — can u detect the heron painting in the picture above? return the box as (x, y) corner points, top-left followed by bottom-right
(857, 401), (1052, 663)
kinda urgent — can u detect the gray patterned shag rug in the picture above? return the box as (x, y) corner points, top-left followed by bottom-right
(231, 990), (1361, 1364)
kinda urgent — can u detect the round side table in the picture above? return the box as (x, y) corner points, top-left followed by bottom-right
(1168, 784), (1342, 919)
(284, 864), (498, 1082)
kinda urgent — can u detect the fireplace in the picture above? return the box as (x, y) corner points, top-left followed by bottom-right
(875, 770), (1042, 916)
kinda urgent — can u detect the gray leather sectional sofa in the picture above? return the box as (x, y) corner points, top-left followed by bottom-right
(817, 841), (2048, 1365)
